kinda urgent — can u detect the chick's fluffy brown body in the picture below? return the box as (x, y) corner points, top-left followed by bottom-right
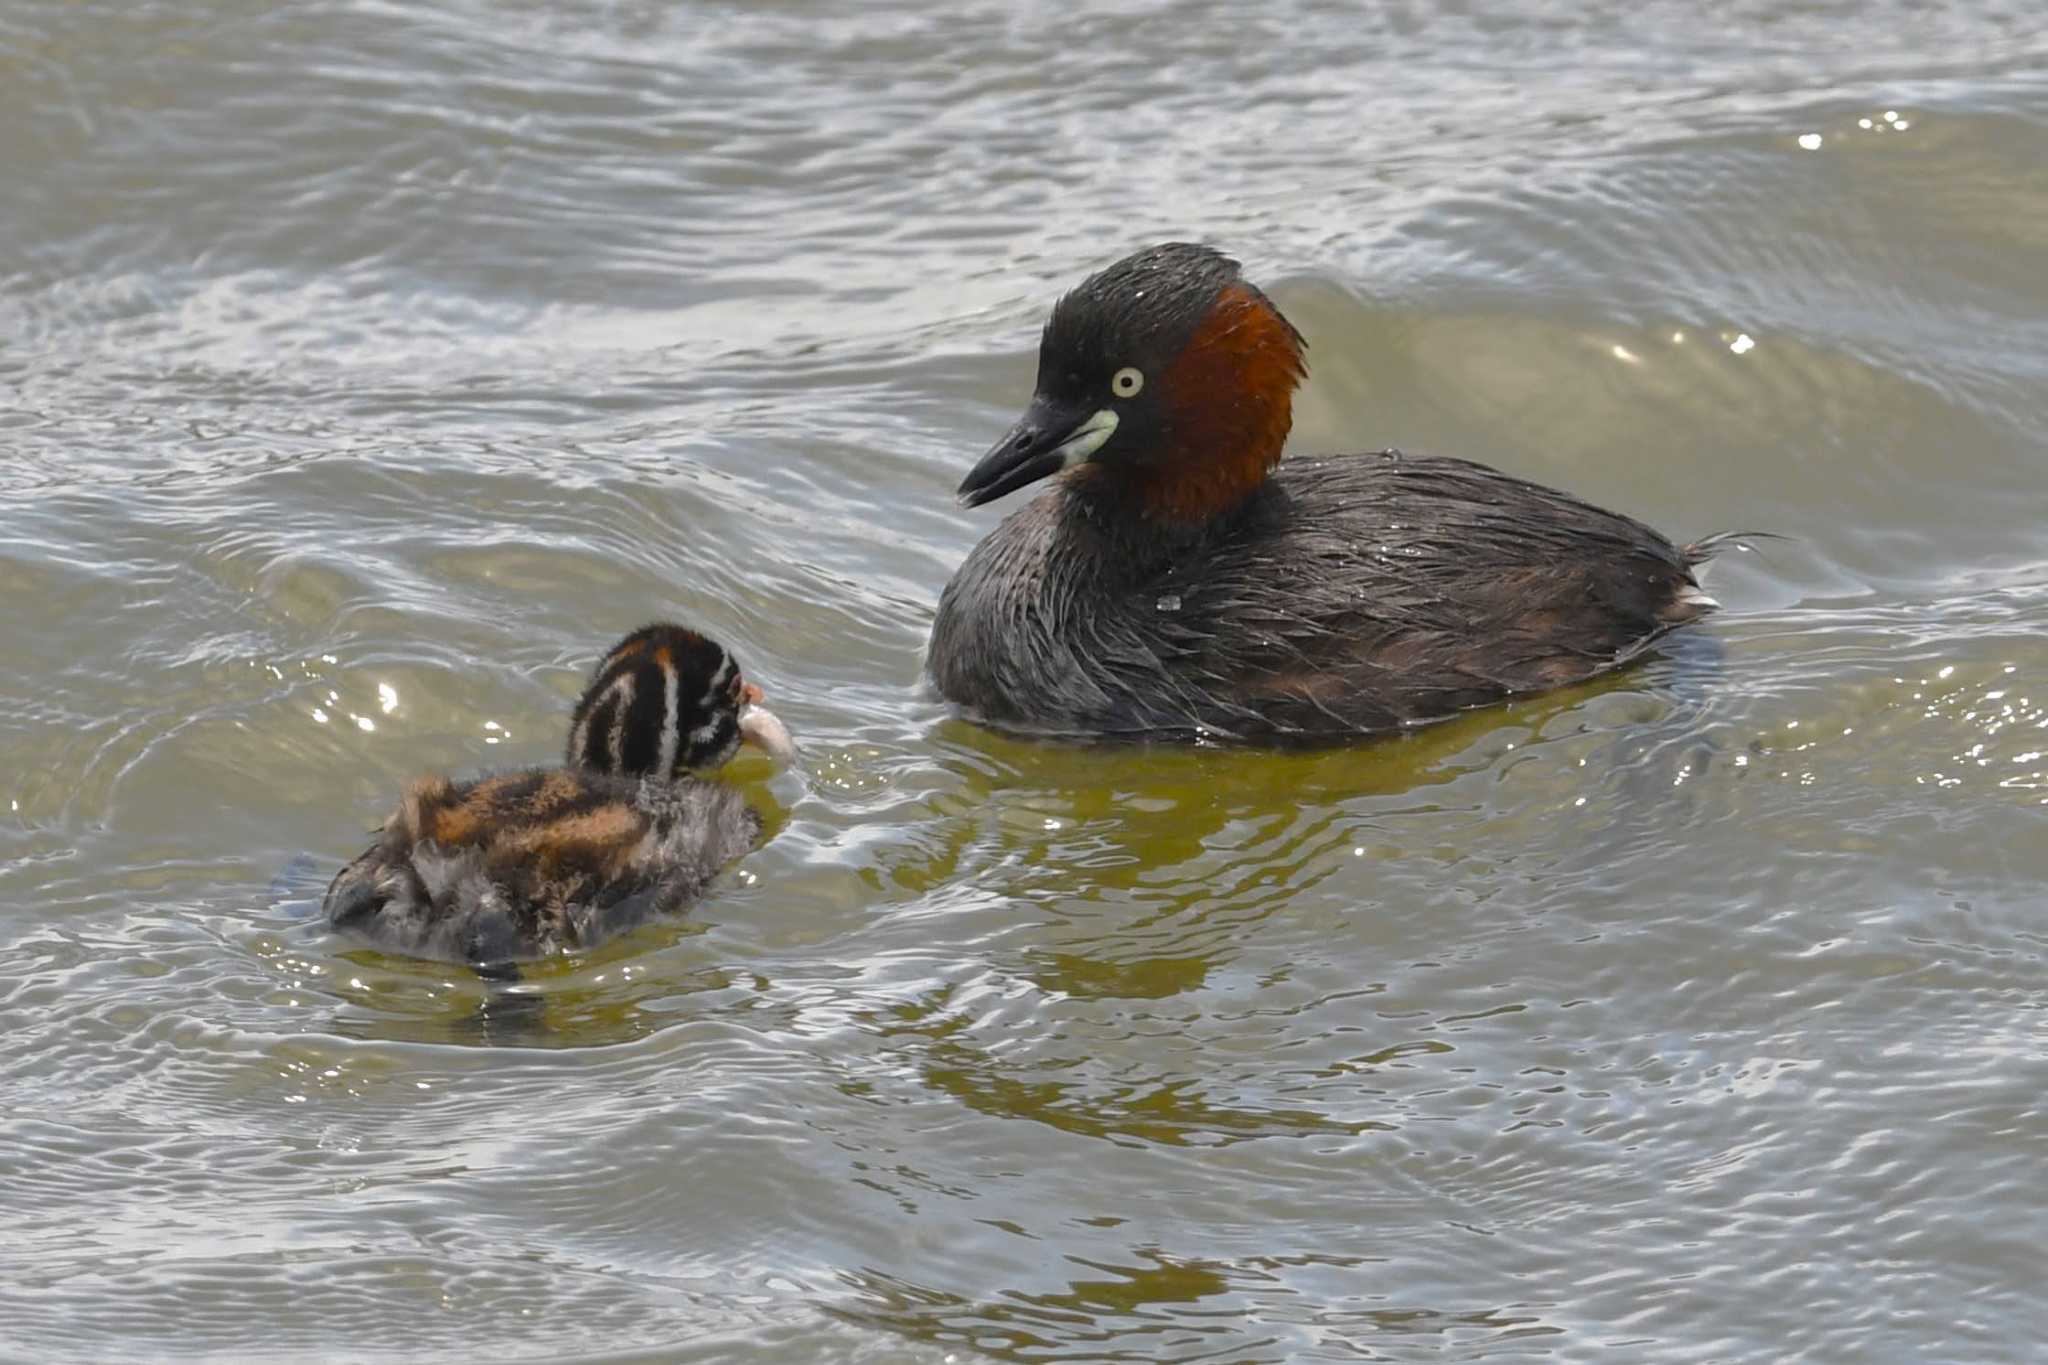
(323, 623), (787, 967)
(324, 768), (761, 965)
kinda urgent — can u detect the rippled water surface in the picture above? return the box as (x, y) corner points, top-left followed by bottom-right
(5, 2), (2048, 1360)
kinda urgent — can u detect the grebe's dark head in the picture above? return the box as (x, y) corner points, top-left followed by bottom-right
(566, 623), (796, 778)
(957, 243), (1308, 522)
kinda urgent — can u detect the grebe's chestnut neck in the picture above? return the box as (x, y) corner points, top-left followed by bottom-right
(957, 243), (1307, 523)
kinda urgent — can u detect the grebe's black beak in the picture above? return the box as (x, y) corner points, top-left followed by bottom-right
(957, 395), (1120, 509)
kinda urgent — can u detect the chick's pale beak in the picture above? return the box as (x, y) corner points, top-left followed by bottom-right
(957, 396), (1120, 508)
(737, 702), (797, 767)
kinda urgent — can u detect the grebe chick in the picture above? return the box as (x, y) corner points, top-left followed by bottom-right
(929, 242), (1730, 741)
(323, 624), (796, 966)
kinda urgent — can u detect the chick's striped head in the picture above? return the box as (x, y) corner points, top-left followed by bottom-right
(566, 623), (791, 778)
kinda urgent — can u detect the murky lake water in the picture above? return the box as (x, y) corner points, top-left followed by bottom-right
(5, 2), (2047, 1360)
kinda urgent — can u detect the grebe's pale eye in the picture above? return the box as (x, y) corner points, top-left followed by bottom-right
(1111, 366), (1144, 399)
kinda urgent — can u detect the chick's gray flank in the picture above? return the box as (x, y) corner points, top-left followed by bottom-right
(323, 769), (760, 965)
